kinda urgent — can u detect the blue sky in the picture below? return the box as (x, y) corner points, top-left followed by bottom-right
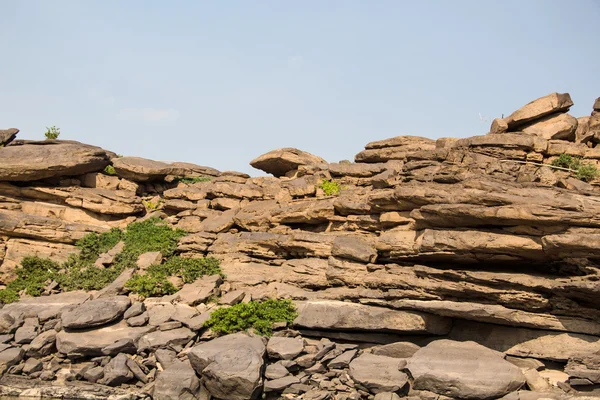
(2, 0), (599, 174)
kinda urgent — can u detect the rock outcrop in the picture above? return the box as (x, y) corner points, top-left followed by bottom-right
(0, 93), (600, 399)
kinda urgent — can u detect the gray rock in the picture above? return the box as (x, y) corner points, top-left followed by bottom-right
(328, 349), (358, 369)
(153, 360), (208, 400)
(265, 362), (290, 380)
(505, 356), (545, 371)
(188, 332), (266, 400)
(14, 317), (39, 344)
(95, 268), (135, 298)
(22, 357), (43, 374)
(267, 336), (304, 360)
(264, 376), (301, 392)
(101, 338), (137, 356)
(61, 296), (131, 329)
(56, 321), (154, 357)
(155, 349), (178, 370)
(0, 312), (18, 334)
(137, 327), (195, 353)
(331, 235), (377, 263)
(26, 329), (57, 358)
(372, 342), (420, 358)
(2, 291), (91, 322)
(126, 357), (148, 383)
(170, 275), (222, 306)
(83, 365), (104, 383)
(127, 312), (149, 327)
(124, 302), (146, 319)
(147, 303), (176, 326)
(159, 321), (183, 331)
(408, 339), (526, 399)
(373, 393), (401, 400)
(349, 353), (408, 394)
(100, 353), (133, 386)
(250, 148), (326, 177)
(0, 347), (24, 374)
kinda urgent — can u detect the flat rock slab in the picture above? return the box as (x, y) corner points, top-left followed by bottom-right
(56, 321), (154, 358)
(0, 141), (111, 181)
(2, 292), (91, 322)
(293, 300), (451, 335)
(153, 360), (207, 400)
(137, 327), (196, 353)
(267, 336), (304, 360)
(188, 332), (266, 400)
(250, 148), (326, 177)
(113, 156), (218, 182)
(349, 353), (408, 394)
(408, 339), (526, 399)
(61, 296), (131, 329)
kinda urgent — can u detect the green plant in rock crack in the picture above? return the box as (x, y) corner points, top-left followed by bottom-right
(203, 299), (298, 336)
(551, 153), (600, 182)
(44, 126), (60, 140)
(318, 179), (341, 196)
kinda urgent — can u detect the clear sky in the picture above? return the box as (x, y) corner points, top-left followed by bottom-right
(2, 0), (599, 175)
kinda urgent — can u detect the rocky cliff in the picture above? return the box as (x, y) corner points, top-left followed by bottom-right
(0, 92), (599, 399)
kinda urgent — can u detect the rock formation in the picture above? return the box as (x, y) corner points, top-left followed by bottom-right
(0, 93), (600, 399)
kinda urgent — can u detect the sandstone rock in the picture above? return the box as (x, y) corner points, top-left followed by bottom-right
(14, 317), (38, 344)
(137, 327), (195, 353)
(565, 353), (600, 384)
(576, 116), (591, 143)
(113, 156), (217, 182)
(328, 349), (357, 369)
(264, 376), (300, 392)
(22, 357), (43, 374)
(94, 268), (135, 298)
(56, 321), (154, 358)
(146, 303), (176, 326)
(153, 360), (208, 400)
(490, 118), (509, 134)
(349, 353), (408, 394)
(294, 300), (451, 335)
(373, 393), (401, 400)
(520, 113), (578, 141)
(250, 148), (327, 177)
(136, 251), (162, 270)
(100, 353), (133, 386)
(267, 336), (304, 360)
(331, 235), (377, 263)
(26, 330), (57, 358)
(0, 347), (24, 374)
(371, 342), (420, 358)
(355, 136), (436, 163)
(265, 363), (290, 380)
(3, 291), (91, 322)
(408, 340), (525, 399)
(503, 92), (574, 130)
(61, 296), (131, 329)
(188, 332), (266, 400)
(0, 141), (111, 181)
(170, 274), (222, 306)
(219, 289), (246, 306)
(0, 128), (18, 146)
(123, 302), (146, 319)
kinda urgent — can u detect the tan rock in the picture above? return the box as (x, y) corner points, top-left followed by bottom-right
(250, 148), (326, 177)
(113, 157), (218, 182)
(355, 136), (436, 163)
(0, 141), (111, 181)
(293, 300), (452, 335)
(576, 116), (591, 143)
(520, 113), (578, 141)
(81, 172), (120, 190)
(0, 128), (18, 146)
(504, 92), (573, 130)
(490, 118), (509, 134)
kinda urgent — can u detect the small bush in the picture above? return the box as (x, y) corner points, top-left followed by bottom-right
(318, 179), (341, 196)
(142, 199), (162, 211)
(0, 257), (61, 303)
(551, 154), (599, 182)
(44, 126), (60, 140)
(125, 274), (177, 298)
(177, 176), (212, 185)
(103, 165), (116, 176)
(203, 299), (298, 336)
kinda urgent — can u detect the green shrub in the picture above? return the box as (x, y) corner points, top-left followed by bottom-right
(73, 228), (123, 267)
(103, 165), (116, 176)
(177, 176), (212, 185)
(551, 154), (599, 182)
(0, 257), (61, 303)
(125, 274), (177, 298)
(203, 299), (298, 336)
(44, 126), (60, 140)
(142, 199), (162, 211)
(318, 179), (341, 196)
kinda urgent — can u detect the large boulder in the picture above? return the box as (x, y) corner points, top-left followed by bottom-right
(349, 353), (409, 394)
(293, 300), (452, 335)
(501, 92), (574, 131)
(112, 156), (219, 182)
(188, 332), (266, 400)
(2, 291), (91, 322)
(0, 141), (112, 181)
(408, 339), (526, 399)
(594, 97), (600, 111)
(153, 360), (209, 400)
(250, 148), (326, 177)
(61, 296), (131, 329)
(0, 128), (18, 146)
(520, 113), (578, 141)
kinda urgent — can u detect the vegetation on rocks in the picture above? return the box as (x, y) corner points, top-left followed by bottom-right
(176, 176), (213, 185)
(203, 299), (298, 336)
(551, 153), (600, 182)
(0, 218), (221, 302)
(44, 126), (60, 140)
(103, 165), (116, 175)
(318, 179), (341, 196)
(142, 199), (162, 210)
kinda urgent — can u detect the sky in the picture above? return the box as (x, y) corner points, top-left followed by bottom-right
(1, 0), (599, 175)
